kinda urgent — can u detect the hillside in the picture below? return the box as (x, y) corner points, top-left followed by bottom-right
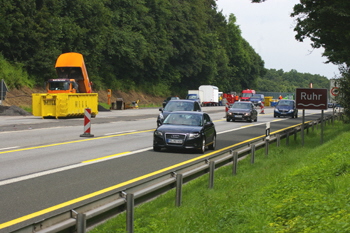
(2, 87), (164, 111)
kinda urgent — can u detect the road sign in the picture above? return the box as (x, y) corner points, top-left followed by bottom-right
(330, 86), (339, 96)
(295, 88), (328, 110)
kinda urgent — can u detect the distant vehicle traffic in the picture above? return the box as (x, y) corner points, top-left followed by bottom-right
(162, 96), (180, 108)
(250, 94), (264, 106)
(157, 99), (202, 126)
(199, 85), (219, 106)
(241, 89), (256, 101)
(274, 99), (298, 118)
(186, 90), (203, 106)
(226, 101), (258, 122)
(153, 111), (216, 153)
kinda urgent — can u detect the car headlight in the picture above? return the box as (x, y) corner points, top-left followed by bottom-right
(288, 109), (294, 113)
(154, 130), (163, 136)
(244, 112), (251, 116)
(158, 113), (164, 120)
(188, 133), (200, 139)
(227, 112), (233, 116)
(274, 108), (279, 112)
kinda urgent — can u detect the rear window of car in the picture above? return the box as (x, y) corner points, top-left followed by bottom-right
(164, 101), (194, 112)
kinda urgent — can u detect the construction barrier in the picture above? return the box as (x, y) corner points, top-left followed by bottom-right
(80, 108), (94, 137)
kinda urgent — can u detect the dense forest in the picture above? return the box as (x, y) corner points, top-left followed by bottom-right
(0, 0), (329, 98)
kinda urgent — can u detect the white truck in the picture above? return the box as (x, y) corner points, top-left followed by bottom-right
(199, 85), (219, 106)
(186, 90), (204, 106)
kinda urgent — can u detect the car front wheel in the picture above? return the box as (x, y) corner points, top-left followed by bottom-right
(199, 137), (206, 153)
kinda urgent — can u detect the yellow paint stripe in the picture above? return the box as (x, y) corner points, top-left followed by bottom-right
(82, 152), (131, 163)
(0, 129), (154, 155)
(241, 124), (254, 128)
(0, 121), (307, 229)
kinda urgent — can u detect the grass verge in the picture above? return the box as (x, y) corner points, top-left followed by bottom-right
(90, 120), (350, 233)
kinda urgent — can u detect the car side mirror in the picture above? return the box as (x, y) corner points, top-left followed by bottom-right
(159, 108), (163, 111)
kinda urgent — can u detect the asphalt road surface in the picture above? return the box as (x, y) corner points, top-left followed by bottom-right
(0, 106), (334, 232)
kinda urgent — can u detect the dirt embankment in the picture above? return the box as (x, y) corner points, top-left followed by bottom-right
(0, 86), (164, 116)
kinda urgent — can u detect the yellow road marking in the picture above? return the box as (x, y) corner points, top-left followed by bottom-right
(82, 152), (131, 163)
(0, 129), (154, 155)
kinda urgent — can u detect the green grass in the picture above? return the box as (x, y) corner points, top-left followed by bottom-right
(90, 120), (350, 233)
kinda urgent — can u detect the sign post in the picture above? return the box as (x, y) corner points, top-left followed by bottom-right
(296, 88), (328, 145)
(0, 79), (8, 105)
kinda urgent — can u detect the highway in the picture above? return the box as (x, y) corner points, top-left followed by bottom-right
(0, 106), (334, 232)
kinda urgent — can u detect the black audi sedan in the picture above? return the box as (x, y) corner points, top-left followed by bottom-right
(226, 101), (258, 122)
(157, 99), (202, 127)
(153, 111), (216, 153)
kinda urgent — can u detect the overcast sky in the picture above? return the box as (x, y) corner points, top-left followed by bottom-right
(216, 0), (340, 79)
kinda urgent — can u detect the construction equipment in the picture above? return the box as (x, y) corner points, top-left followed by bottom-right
(32, 52), (98, 118)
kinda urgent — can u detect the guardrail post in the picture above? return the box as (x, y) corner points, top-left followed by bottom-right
(232, 151), (238, 175)
(76, 213), (86, 233)
(251, 144), (255, 164)
(126, 193), (134, 233)
(265, 139), (269, 157)
(209, 161), (215, 189)
(294, 128), (297, 141)
(306, 123), (309, 134)
(176, 174), (183, 207)
(276, 134), (280, 147)
(286, 131), (289, 146)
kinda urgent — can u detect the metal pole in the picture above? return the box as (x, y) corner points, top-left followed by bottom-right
(301, 109), (305, 146)
(232, 151), (238, 175)
(176, 174), (183, 207)
(209, 161), (215, 189)
(321, 110), (324, 144)
(251, 144), (255, 164)
(126, 193), (134, 233)
(286, 132), (289, 146)
(77, 213), (86, 233)
(0, 79), (3, 105)
(265, 139), (269, 157)
(276, 134), (280, 147)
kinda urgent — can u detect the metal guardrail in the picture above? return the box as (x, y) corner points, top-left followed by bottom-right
(9, 114), (339, 233)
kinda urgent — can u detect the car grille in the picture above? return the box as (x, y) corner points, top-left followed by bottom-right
(165, 133), (186, 144)
(279, 109), (289, 113)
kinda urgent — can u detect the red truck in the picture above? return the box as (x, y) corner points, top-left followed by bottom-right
(241, 89), (256, 101)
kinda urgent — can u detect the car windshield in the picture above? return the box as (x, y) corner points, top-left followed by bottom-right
(187, 95), (198, 99)
(242, 93), (252, 97)
(163, 113), (202, 126)
(164, 101), (194, 112)
(278, 101), (293, 106)
(231, 102), (251, 109)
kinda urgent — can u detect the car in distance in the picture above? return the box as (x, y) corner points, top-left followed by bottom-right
(153, 111), (216, 153)
(250, 94), (265, 107)
(274, 99), (298, 118)
(157, 99), (202, 127)
(162, 96), (180, 108)
(226, 101), (258, 122)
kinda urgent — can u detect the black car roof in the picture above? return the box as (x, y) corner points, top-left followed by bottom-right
(167, 111), (204, 115)
(168, 99), (197, 103)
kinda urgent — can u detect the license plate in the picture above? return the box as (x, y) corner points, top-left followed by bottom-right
(168, 139), (183, 144)
(235, 115), (242, 118)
